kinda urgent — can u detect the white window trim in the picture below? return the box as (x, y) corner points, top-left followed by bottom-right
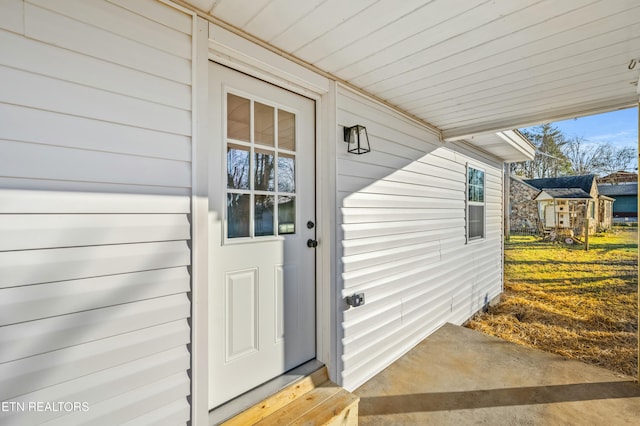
(466, 164), (486, 243)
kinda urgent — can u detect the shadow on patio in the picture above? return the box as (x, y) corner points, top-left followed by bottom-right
(354, 323), (640, 425)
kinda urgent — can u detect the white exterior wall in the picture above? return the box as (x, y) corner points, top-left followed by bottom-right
(0, 1), (193, 424)
(0, 0), (517, 420)
(336, 87), (504, 390)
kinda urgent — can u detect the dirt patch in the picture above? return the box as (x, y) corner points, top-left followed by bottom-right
(467, 227), (638, 378)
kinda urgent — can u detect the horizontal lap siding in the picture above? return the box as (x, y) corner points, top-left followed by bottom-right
(0, 1), (192, 425)
(337, 88), (503, 390)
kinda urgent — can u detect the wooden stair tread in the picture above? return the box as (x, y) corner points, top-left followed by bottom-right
(222, 367), (359, 426)
(307, 388), (358, 426)
(222, 367), (328, 425)
(255, 382), (342, 425)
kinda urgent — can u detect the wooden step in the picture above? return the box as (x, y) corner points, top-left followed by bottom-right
(222, 367), (359, 425)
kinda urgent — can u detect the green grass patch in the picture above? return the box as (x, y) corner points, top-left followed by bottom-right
(468, 228), (638, 378)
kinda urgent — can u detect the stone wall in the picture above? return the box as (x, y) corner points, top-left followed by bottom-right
(509, 177), (540, 231)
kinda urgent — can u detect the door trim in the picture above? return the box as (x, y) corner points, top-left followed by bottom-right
(208, 63), (317, 406)
(205, 30), (336, 375)
(190, 16), (211, 426)
(191, 19), (337, 425)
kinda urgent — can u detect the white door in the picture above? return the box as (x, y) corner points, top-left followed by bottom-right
(208, 63), (316, 408)
(545, 205), (556, 227)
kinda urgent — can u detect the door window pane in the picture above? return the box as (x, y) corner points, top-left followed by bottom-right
(278, 153), (295, 193)
(278, 110), (295, 151)
(227, 144), (250, 189)
(255, 102), (275, 147)
(255, 195), (275, 236)
(227, 94), (250, 142)
(254, 148), (275, 191)
(278, 196), (295, 234)
(227, 194), (250, 238)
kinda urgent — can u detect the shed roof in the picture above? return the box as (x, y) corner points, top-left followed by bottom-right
(534, 188), (593, 201)
(597, 183), (638, 197)
(525, 175), (596, 195)
(510, 175), (540, 192)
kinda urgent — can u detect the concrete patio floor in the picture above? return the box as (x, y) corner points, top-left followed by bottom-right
(354, 323), (640, 425)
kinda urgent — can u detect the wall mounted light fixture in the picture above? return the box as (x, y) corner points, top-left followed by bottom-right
(343, 125), (371, 155)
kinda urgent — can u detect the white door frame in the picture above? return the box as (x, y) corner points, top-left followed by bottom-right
(208, 62), (318, 407)
(190, 18), (337, 425)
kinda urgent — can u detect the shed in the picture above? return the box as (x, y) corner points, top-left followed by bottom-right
(598, 183), (638, 223)
(525, 175), (614, 235)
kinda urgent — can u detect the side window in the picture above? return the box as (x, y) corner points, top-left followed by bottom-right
(467, 166), (485, 241)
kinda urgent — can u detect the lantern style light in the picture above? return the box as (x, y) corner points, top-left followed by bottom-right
(343, 125), (371, 154)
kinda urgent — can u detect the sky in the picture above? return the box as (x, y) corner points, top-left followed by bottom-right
(522, 106), (638, 171)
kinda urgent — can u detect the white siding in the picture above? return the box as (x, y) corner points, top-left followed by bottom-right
(337, 87), (504, 391)
(0, 1), (192, 425)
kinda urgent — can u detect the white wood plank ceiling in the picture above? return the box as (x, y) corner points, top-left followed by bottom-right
(186, 0), (640, 141)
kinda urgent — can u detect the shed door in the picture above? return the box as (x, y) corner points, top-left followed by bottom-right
(207, 63), (316, 408)
(545, 205), (556, 227)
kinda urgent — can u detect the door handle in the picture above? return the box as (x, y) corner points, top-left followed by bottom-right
(307, 239), (318, 248)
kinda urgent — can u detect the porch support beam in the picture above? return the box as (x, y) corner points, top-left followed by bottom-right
(636, 72), (639, 386)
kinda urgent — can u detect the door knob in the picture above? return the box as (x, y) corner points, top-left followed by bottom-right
(307, 239), (318, 248)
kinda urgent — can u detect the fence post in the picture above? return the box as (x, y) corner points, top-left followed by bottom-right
(584, 218), (589, 251)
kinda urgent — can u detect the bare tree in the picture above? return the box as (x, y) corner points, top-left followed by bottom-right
(564, 137), (604, 175)
(513, 124), (636, 178)
(563, 138), (636, 176)
(596, 144), (636, 175)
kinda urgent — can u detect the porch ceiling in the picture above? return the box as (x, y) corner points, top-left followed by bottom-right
(184, 0), (640, 141)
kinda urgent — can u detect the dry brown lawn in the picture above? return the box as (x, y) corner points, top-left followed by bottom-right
(467, 227), (638, 379)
